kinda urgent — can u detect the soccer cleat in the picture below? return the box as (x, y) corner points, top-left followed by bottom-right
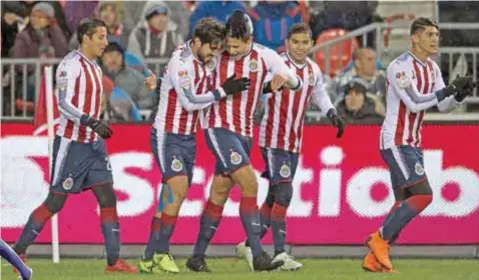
(137, 258), (155, 274)
(235, 240), (247, 258)
(105, 259), (138, 274)
(236, 241), (254, 271)
(366, 231), (393, 270)
(253, 251), (284, 272)
(186, 255), (212, 272)
(272, 252), (302, 271)
(152, 253), (180, 274)
(362, 250), (383, 272)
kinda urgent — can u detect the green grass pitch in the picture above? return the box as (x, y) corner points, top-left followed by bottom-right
(2, 258), (478, 280)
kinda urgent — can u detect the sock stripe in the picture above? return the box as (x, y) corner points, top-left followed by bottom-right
(205, 201), (224, 219)
(32, 204), (53, 223)
(160, 213), (177, 226)
(151, 216), (161, 231)
(100, 207), (118, 223)
(259, 203), (272, 220)
(407, 194), (433, 212)
(240, 197), (258, 214)
(271, 203), (287, 221)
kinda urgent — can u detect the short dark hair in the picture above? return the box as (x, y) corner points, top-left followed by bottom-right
(193, 18), (226, 47)
(352, 47), (375, 61)
(77, 18), (107, 45)
(225, 10), (253, 41)
(410, 17), (438, 35)
(287, 23), (312, 39)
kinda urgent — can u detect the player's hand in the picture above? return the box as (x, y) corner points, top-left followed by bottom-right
(270, 74), (287, 91)
(444, 75), (474, 97)
(454, 80), (477, 102)
(327, 109), (345, 138)
(221, 75), (250, 95)
(84, 117), (113, 139)
(144, 69), (157, 91)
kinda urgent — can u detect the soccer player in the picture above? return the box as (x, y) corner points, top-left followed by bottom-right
(363, 17), (476, 272)
(1, 239), (32, 280)
(12, 19), (148, 274)
(137, 18), (249, 274)
(234, 23), (345, 271)
(185, 10), (303, 272)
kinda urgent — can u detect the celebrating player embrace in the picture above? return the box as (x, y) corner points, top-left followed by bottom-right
(363, 17), (476, 273)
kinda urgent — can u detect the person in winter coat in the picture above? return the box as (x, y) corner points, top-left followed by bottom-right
(1, 1), (27, 58)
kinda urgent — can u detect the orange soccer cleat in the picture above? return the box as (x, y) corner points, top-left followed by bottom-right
(105, 259), (138, 274)
(362, 250), (399, 273)
(366, 231), (393, 270)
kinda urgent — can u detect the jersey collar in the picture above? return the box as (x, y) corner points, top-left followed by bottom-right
(407, 51), (427, 67)
(286, 52), (307, 69)
(74, 50), (97, 66)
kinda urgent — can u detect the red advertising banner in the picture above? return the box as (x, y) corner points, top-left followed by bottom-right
(1, 123), (478, 245)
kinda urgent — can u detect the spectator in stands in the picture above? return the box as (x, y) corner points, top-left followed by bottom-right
(1, 2), (26, 57)
(188, 0), (248, 39)
(100, 42), (155, 110)
(335, 78), (384, 123)
(249, 0), (302, 52)
(128, 2), (183, 62)
(327, 47), (386, 114)
(123, 1), (190, 39)
(12, 2), (68, 62)
(20, 1), (71, 39)
(69, 2), (130, 51)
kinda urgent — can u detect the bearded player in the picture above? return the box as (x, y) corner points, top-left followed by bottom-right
(363, 17), (476, 272)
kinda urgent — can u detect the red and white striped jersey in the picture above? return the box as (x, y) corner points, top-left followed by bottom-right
(259, 53), (334, 153)
(203, 43), (300, 137)
(380, 52), (461, 149)
(154, 41), (219, 135)
(55, 50), (103, 143)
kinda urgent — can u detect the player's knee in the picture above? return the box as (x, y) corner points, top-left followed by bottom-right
(44, 192), (67, 213)
(92, 183), (117, 208)
(272, 182), (292, 207)
(408, 179), (433, 196)
(234, 166), (258, 196)
(406, 180), (433, 210)
(209, 185), (230, 206)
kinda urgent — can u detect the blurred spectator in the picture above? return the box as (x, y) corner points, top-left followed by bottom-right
(69, 2), (130, 51)
(188, 0), (248, 39)
(123, 1), (190, 39)
(327, 47), (386, 113)
(13, 2), (68, 61)
(335, 78), (384, 123)
(1, 2), (27, 57)
(101, 75), (142, 122)
(21, 1), (71, 38)
(249, 0), (302, 52)
(63, 0), (99, 35)
(100, 42), (155, 110)
(128, 2), (183, 67)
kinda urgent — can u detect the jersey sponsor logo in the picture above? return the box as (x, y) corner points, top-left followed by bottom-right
(249, 59), (258, 72)
(230, 151), (243, 165)
(415, 162), (425, 175)
(59, 71), (67, 78)
(279, 163), (291, 178)
(395, 71), (411, 89)
(63, 177), (74, 190)
(171, 157), (183, 172)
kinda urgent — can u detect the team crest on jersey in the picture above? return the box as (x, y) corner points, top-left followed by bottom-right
(178, 70), (187, 77)
(171, 157), (183, 172)
(279, 163), (291, 178)
(415, 162), (425, 175)
(308, 75), (315, 85)
(206, 59), (216, 71)
(63, 177), (74, 190)
(179, 75), (192, 89)
(249, 59), (258, 72)
(230, 151), (242, 165)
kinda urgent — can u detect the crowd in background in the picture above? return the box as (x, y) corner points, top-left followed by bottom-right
(2, 0), (478, 123)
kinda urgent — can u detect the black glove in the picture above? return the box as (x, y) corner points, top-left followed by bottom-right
(262, 81), (284, 94)
(454, 80), (476, 102)
(327, 109), (345, 138)
(81, 115), (113, 139)
(221, 75), (250, 95)
(443, 76), (474, 97)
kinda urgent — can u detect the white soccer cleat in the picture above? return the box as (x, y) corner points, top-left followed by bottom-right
(272, 252), (303, 271)
(235, 241), (254, 271)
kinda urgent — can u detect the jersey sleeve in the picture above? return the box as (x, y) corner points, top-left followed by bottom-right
(387, 62), (439, 113)
(169, 57), (225, 112)
(262, 47), (302, 91)
(56, 59), (84, 124)
(311, 64), (334, 113)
